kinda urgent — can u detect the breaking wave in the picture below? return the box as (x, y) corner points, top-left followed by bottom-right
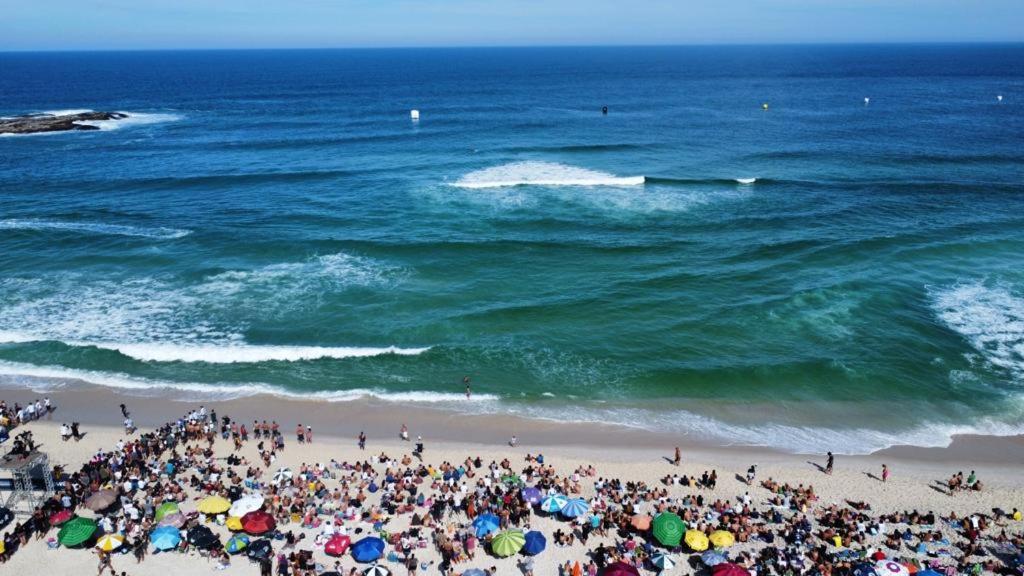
(932, 281), (1024, 379)
(0, 219), (191, 239)
(452, 161), (644, 188)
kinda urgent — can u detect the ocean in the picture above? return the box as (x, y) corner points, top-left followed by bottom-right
(1, 45), (1023, 454)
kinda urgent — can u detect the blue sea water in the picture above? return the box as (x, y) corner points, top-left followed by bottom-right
(1, 45), (1023, 453)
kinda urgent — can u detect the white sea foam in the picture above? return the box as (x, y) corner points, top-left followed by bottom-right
(735, 178), (757, 184)
(932, 281), (1024, 379)
(74, 342), (429, 364)
(0, 219), (191, 239)
(453, 161), (644, 189)
(75, 111), (181, 131)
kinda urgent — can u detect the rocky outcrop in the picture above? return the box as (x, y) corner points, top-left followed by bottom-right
(0, 111), (129, 135)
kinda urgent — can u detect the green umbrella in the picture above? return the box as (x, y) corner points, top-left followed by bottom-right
(58, 516), (98, 547)
(491, 530), (526, 557)
(154, 502), (179, 522)
(652, 512), (686, 547)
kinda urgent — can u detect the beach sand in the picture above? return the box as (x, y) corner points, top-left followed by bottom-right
(2, 384), (1023, 576)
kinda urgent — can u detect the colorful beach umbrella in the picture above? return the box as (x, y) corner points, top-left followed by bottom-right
(702, 550), (728, 567)
(363, 565), (390, 576)
(198, 495), (231, 515)
(273, 467), (293, 484)
(472, 513), (501, 538)
(158, 512), (186, 528)
(853, 563), (879, 576)
(241, 510), (277, 535)
(652, 552), (677, 570)
(540, 494), (568, 513)
(602, 561), (641, 576)
(630, 514), (652, 531)
(560, 498), (590, 519)
(713, 563), (749, 576)
(652, 513), (686, 547)
(684, 529), (709, 552)
(154, 502), (179, 522)
(226, 534), (250, 554)
(709, 530), (735, 548)
(49, 509), (73, 526)
(462, 570), (486, 576)
(351, 536), (386, 563)
(325, 534), (352, 556)
(84, 489), (118, 511)
(151, 525), (182, 551)
(520, 487), (543, 504)
(523, 531), (547, 555)
(96, 533), (125, 552)
(58, 516), (98, 547)
(491, 529), (526, 557)
(876, 560), (910, 576)
(229, 494), (264, 517)
(225, 516), (243, 531)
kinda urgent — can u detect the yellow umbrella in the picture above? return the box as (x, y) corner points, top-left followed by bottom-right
(96, 533), (125, 552)
(709, 530), (735, 548)
(197, 496), (231, 515)
(226, 516), (244, 531)
(685, 529), (709, 552)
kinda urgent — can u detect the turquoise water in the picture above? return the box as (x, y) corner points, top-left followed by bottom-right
(1, 46), (1023, 453)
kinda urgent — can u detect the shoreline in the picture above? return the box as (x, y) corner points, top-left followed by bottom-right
(2, 377), (1023, 471)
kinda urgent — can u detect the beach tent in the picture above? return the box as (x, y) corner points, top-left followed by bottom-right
(540, 494), (568, 513)
(58, 516), (98, 547)
(154, 502), (179, 522)
(713, 563), (749, 576)
(601, 561), (641, 576)
(523, 531), (547, 555)
(876, 560), (910, 576)
(630, 514), (651, 531)
(226, 534), (250, 554)
(472, 513), (501, 537)
(151, 525), (182, 551)
(325, 534), (352, 556)
(702, 550), (728, 566)
(198, 495), (231, 515)
(229, 494), (264, 517)
(560, 498), (590, 519)
(653, 513), (686, 547)
(491, 529), (526, 557)
(84, 489), (118, 511)
(521, 487), (543, 504)
(96, 533), (125, 552)
(652, 552), (677, 570)
(351, 536), (386, 563)
(709, 530), (735, 548)
(241, 510), (277, 535)
(685, 529), (709, 552)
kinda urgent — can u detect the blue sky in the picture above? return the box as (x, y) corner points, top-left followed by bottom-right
(2, 0), (1022, 51)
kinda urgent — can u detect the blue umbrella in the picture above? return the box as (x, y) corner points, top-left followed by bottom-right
(702, 550), (728, 566)
(151, 525), (182, 551)
(226, 534), (250, 554)
(559, 498), (590, 518)
(523, 531), (546, 555)
(853, 563), (878, 576)
(351, 536), (386, 563)
(539, 494), (567, 513)
(462, 570), (487, 576)
(916, 571), (943, 576)
(521, 487), (543, 504)
(472, 513), (501, 538)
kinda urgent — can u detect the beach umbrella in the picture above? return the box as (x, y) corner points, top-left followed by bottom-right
(472, 513), (501, 538)
(273, 467), (293, 484)
(876, 560), (910, 576)
(713, 563), (749, 576)
(702, 551), (728, 567)
(246, 538), (274, 560)
(523, 531), (547, 555)
(709, 530), (735, 548)
(351, 536), (386, 563)
(363, 564), (391, 576)
(158, 512), (187, 528)
(187, 525), (220, 549)
(501, 473), (523, 486)
(602, 561), (641, 576)
(539, 494), (568, 513)
(325, 534), (352, 556)
(84, 489), (118, 511)
(652, 552), (677, 570)
(154, 502), (179, 522)
(462, 570), (487, 576)
(96, 533), (125, 552)
(198, 495), (231, 515)
(684, 529), (709, 552)
(225, 516), (243, 531)
(630, 514), (652, 531)
(58, 516), (98, 547)
(652, 513), (686, 547)
(491, 529), (526, 557)
(151, 525), (182, 551)
(560, 498), (590, 519)
(241, 510), (277, 535)
(226, 534), (250, 554)
(49, 509), (73, 526)
(853, 563), (879, 576)
(916, 570), (943, 576)
(521, 487), (543, 504)
(229, 494), (264, 517)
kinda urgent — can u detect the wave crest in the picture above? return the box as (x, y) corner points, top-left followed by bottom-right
(0, 219), (191, 239)
(452, 161), (644, 189)
(932, 281), (1024, 379)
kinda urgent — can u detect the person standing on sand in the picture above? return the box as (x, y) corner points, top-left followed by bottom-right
(882, 463), (890, 482)
(119, 403), (129, 418)
(825, 451), (834, 475)
(358, 431), (366, 450)
(400, 424), (409, 441)
(674, 447), (681, 466)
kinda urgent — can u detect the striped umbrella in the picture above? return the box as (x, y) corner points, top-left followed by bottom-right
(226, 534), (250, 554)
(96, 533), (125, 552)
(154, 502), (179, 522)
(273, 468), (293, 485)
(652, 513), (686, 547)
(539, 494), (567, 513)
(652, 552), (677, 570)
(560, 498), (590, 519)
(363, 564), (391, 576)
(58, 516), (98, 547)
(491, 530), (526, 557)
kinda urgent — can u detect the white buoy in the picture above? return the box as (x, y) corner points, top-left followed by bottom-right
(996, 95), (1003, 102)
(864, 97), (870, 105)
(410, 109), (420, 121)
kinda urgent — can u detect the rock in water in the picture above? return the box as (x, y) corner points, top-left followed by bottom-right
(0, 111), (129, 135)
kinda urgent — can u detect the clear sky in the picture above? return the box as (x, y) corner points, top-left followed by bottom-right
(2, 0), (1022, 51)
